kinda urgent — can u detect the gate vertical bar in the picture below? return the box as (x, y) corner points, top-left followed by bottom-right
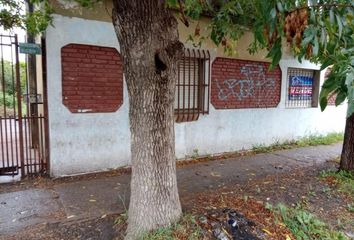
(41, 37), (49, 174)
(0, 37), (10, 169)
(14, 35), (25, 177)
(11, 46), (20, 173)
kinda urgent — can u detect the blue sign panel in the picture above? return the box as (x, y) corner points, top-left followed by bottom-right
(288, 75), (313, 100)
(19, 43), (41, 55)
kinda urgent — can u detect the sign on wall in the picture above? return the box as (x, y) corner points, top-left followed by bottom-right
(19, 43), (41, 55)
(288, 75), (313, 100)
(23, 93), (43, 104)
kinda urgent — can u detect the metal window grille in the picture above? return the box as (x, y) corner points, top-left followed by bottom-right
(286, 68), (317, 108)
(175, 49), (210, 122)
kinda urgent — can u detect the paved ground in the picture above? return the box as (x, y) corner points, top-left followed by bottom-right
(0, 143), (342, 238)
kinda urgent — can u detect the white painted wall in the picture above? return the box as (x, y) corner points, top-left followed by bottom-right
(46, 15), (131, 176)
(46, 15), (347, 177)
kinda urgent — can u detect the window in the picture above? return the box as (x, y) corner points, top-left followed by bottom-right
(175, 49), (210, 122)
(286, 68), (320, 108)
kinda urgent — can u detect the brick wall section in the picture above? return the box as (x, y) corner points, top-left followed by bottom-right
(211, 58), (281, 109)
(61, 44), (123, 113)
(324, 68), (336, 106)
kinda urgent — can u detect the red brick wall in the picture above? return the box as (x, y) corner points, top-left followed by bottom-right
(324, 68), (336, 106)
(211, 58), (282, 109)
(61, 44), (123, 113)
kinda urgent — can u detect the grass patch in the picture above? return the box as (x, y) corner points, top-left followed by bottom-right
(297, 133), (344, 146)
(114, 213), (202, 240)
(141, 214), (202, 240)
(320, 170), (354, 198)
(268, 203), (348, 240)
(252, 132), (343, 153)
(114, 211), (128, 225)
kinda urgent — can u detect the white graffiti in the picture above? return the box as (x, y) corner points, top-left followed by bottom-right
(216, 64), (276, 101)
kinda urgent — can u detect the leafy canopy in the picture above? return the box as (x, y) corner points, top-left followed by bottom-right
(1, 0), (353, 116)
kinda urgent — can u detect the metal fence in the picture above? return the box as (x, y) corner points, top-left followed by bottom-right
(0, 34), (47, 178)
(175, 48), (210, 122)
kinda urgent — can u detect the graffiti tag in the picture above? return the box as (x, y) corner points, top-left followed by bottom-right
(216, 64), (276, 101)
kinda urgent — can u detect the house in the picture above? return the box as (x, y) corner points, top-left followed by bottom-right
(1, 0), (346, 179)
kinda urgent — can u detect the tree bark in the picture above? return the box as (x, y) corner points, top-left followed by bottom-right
(340, 114), (354, 172)
(112, 1), (183, 239)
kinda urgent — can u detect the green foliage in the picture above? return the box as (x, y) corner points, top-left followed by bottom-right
(169, 0), (254, 55)
(113, 211), (202, 240)
(266, 38), (282, 70)
(286, 2), (352, 116)
(140, 214), (202, 240)
(252, 132), (343, 153)
(207, 0), (250, 54)
(0, 0), (53, 35)
(114, 212), (128, 225)
(0, 61), (27, 110)
(25, 4), (54, 34)
(296, 133), (344, 146)
(1, 61), (27, 95)
(72, 0), (101, 8)
(272, 203), (348, 240)
(183, 0), (203, 20)
(0, 92), (16, 108)
(0, 0), (23, 30)
(249, 0), (287, 68)
(347, 203), (354, 212)
(320, 170), (354, 197)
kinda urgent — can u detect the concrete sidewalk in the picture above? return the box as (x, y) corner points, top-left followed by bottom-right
(0, 143), (342, 237)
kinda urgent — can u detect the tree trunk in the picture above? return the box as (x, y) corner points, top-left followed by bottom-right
(340, 114), (354, 172)
(112, 1), (183, 239)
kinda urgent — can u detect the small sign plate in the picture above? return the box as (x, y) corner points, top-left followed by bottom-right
(19, 43), (41, 55)
(23, 94), (43, 104)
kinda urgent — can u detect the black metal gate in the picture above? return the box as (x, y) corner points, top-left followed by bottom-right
(0, 34), (48, 178)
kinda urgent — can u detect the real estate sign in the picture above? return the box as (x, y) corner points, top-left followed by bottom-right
(288, 75), (313, 100)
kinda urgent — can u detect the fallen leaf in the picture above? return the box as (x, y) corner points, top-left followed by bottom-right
(262, 228), (273, 235)
(278, 222), (286, 227)
(222, 227), (232, 238)
(210, 172), (221, 177)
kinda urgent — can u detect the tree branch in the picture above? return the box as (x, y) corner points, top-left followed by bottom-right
(177, 0), (189, 27)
